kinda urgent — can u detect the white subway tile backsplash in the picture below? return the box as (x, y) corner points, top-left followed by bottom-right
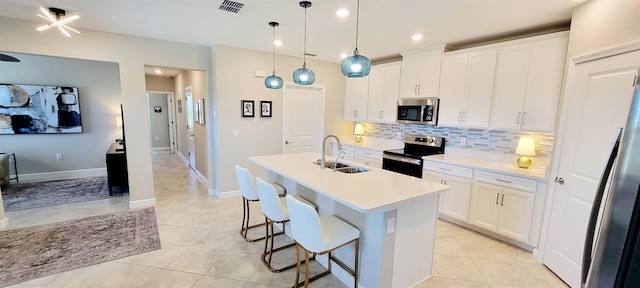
(360, 123), (554, 158)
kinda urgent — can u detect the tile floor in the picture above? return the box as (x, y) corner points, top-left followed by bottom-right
(6, 153), (568, 288)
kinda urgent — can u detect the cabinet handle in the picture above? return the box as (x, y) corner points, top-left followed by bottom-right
(522, 112), (527, 125)
(380, 111), (384, 119)
(458, 111), (462, 122)
(501, 194), (505, 206)
(444, 180), (448, 185)
(462, 111), (466, 122)
(354, 110), (357, 118)
(496, 178), (511, 184)
(440, 179), (443, 184)
(417, 84), (421, 95)
(517, 112), (521, 124)
(496, 192), (500, 205)
(440, 167), (452, 171)
(414, 85), (418, 95)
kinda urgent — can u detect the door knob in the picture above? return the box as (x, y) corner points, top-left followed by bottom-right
(285, 140), (292, 144)
(554, 177), (565, 185)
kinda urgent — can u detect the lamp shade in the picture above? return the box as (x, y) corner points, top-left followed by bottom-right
(265, 75), (283, 89)
(115, 115), (123, 128)
(516, 137), (536, 156)
(341, 50), (371, 78)
(293, 66), (315, 85)
(354, 123), (364, 135)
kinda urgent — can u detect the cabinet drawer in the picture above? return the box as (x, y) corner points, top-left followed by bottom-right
(355, 148), (383, 159)
(474, 171), (537, 193)
(423, 161), (473, 179)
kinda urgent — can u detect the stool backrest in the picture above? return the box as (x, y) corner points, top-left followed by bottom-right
(256, 177), (287, 221)
(286, 194), (323, 251)
(235, 165), (258, 200)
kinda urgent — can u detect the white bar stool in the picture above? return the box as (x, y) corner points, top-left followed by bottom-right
(286, 194), (360, 288)
(234, 165), (285, 242)
(256, 177), (315, 273)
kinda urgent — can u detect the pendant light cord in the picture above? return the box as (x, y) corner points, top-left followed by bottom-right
(303, 5), (308, 66)
(272, 25), (276, 74)
(355, 0), (360, 50)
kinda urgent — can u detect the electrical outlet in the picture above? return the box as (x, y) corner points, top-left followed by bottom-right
(56, 153), (63, 160)
(397, 132), (402, 139)
(386, 217), (395, 235)
(233, 130), (240, 138)
(154, 136), (158, 141)
(460, 137), (467, 147)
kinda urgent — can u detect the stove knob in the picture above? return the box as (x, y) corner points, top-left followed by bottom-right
(428, 138), (434, 143)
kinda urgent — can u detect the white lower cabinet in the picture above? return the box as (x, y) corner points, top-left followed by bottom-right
(469, 171), (536, 243)
(423, 162), (473, 222)
(331, 143), (355, 161)
(354, 148), (383, 169)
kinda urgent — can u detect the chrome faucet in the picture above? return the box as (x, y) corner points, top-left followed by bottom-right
(321, 135), (343, 169)
(333, 150), (346, 172)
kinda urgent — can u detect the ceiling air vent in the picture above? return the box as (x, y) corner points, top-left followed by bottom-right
(218, 0), (246, 13)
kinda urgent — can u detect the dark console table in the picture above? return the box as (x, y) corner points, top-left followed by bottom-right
(106, 142), (128, 196)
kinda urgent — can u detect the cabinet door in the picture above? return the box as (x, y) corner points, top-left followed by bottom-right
(497, 188), (535, 243)
(462, 49), (497, 127)
(439, 53), (468, 126)
(400, 50), (443, 99)
(468, 182), (501, 231)
(521, 37), (568, 132)
(367, 66), (385, 122)
(423, 171), (446, 213)
(399, 53), (422, 98)
(367, 64), (400, 123)
(440, 175), (472, 222)
(344, 76), (369, 121)
(490, 43), (531, 129)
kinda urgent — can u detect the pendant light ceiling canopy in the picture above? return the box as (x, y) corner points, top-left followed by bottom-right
(292, 1), (316, 85)
(341, 0), (371, 78)
(265, 21), (283, 89)
(36, 7), (82, 38)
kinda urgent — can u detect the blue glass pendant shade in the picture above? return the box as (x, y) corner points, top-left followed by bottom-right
(341, 50), (371, 77)
(265, 74), (283, 89)
(292, 64), (315, 85)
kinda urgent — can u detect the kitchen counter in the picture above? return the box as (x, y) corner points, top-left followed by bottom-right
(336, 136), (403, 152)
(250, 152), (449, 212)
(425, 153), (548, 180)
(250, 152), (449, 288)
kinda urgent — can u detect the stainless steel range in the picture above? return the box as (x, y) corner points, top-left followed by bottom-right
(382, 134), (445, 178)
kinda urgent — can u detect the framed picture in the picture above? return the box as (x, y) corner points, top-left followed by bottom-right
(260, 101), (272, 118)
(242, 100), (254, 117)
(154, 106), (162, 113)
(196, 99), (205, 125)
(177, 99), (182, 114)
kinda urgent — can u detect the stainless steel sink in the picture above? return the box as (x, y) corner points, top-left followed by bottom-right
(313, 159), (370, 173)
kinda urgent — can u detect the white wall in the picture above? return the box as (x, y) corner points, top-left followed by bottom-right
(147, 93), (170, 149)
(212, 45), (351, 194)
(0, 53), (121, 175)
(0, 16), (212, 205)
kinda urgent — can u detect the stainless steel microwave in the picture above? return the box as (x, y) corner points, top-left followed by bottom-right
(396, 98), (439, 125)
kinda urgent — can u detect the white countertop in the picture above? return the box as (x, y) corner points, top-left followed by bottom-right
(424, 154), (548, 180)
(334, 135), (403, 151)
(250, 152), (450, 213)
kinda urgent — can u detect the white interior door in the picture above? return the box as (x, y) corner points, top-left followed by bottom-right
(185, 86), (196, 169)
(283, 84), (324, 154)
(543, 50), (640, 287)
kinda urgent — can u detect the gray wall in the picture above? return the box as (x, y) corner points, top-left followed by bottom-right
(147, 93), (170, 149)
(0, 53), (121, 175)
(175, 70), (209, 180)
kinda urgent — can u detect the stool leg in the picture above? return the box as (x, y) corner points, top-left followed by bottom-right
(239, 198), (266, 242)
(354, 238), (360, 288)
(304, 248), (310, 287)
(294, 243), (301, 288)
(263, 216), (271, 264)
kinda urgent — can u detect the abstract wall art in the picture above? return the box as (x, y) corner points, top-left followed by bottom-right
(0, 84), (83, 134)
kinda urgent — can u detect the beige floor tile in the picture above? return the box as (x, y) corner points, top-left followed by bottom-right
(415, 276), (445, 288)
(26, 261), (123, 288)
(435, 235), (469, 257)
(206, 251), (263, 281)
(88, 262), (161, 288)
(439, 277), (492, 287)
(166, 246), (226, 274)
(162, 226), (211, 246)
(472, 258), (532, 287)
(157, 223), (183, 240)
(154, 210), (203, 226)
(195, 230), (241, 250)
(192, 276), (246, 288)
(115, 243), (190, 268)
(139, 270), (202, 288)
(433, 254), (486, 282)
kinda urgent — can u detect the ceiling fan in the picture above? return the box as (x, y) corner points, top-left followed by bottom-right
(36, 7), (81, 37)
(0, 53), (20, 62)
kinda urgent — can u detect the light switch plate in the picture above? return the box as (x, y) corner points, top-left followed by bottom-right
(460, 137), (467, 147)
(386, 217), (395, 235)
(233, 130), (240, 138)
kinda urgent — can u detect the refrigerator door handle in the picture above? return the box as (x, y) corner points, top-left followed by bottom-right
(582, 127), (623, 287)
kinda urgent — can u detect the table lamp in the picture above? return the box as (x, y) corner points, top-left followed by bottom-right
(516, 136), (536, 169)
(354, 123), (364, 143)
(115, 115), (123, 128)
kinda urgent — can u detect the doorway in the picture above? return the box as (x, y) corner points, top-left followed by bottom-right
(146, 92), (175, 153)
(185, 86), (196, 169)
(282, 84), (325, 154)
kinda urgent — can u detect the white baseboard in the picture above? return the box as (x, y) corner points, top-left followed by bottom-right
(129, 197), (156, 209)
(532, 248), (543, 263)
(315, 254), (362, 288)
(195, 169), (209, 186)
(216, 189), (240, 199)
(208, 188), (218, 197)
(177, 151), (188, 162)
(151, 147), (171, 151)
(0, 217), (8, 229)
(19, 168), (107, 183)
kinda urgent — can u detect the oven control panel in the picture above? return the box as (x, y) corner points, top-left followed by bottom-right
(404, 134), (444, 148)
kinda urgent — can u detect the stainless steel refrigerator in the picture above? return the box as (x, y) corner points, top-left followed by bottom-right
(582, 78), (640, 287)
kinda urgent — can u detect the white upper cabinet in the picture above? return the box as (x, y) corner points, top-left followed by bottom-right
(367, 62), (401, 123)
(344, 76), (369, 121)
(439, 49), (497, 127)
(490, 34), (568, 132)
(400, 47), (444, 99)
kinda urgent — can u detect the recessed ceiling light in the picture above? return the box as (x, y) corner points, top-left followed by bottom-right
(273, 39), (282, 46)
(412, 34), (423, 41)
(155, 69), (162, 74)
(340, 53), (348, 59)
(336, 8), (349, 18)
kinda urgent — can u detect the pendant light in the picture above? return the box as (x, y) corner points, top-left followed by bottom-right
(292, 1), (316, 85)
(265, 22), (284, 89)
(341, 0), (371, 77)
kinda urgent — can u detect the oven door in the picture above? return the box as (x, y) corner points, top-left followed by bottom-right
(382, 154), (423, 178)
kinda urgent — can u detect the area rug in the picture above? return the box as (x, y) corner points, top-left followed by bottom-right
(0, 207), (160, 286)
(1, 177), (115, 212)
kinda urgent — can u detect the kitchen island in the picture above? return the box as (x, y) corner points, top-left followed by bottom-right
(249, 152), (450, 288)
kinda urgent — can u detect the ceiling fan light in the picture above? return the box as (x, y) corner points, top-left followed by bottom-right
(36, 25), (51, 31)
(341, 50), (371, 77)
